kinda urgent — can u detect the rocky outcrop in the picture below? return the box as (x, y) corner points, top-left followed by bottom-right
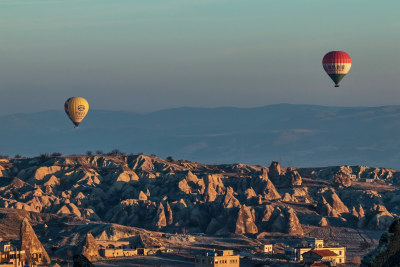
(20, 218), (51, 265)
(203, 174), (225, 202)
(235, 205), (258, 234)
(138, 191), (148, 201)
(263, 206), (303, 235)
(331, 166), (352, 187)
(317, 188), (349, 217)
(178, 171), (205, 194)
(362, 218), (400, 267)
(319, 217), (329, 227)
(81, 232), (99, 262)
(153, 203), (167, 229)
(222, 187), (241, 208)
(286, 207), (304, 235)
(268, 162), (302, 188)
(269, 161), (281, 177)
(165, 201), (173, 225)
(285, 167), (302, 186)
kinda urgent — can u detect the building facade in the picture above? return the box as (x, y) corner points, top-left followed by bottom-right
(302, 249), (339, 265)
(195, 250), (240, 267)
(99, 248), (138, 257)
(293, 239), (345, 264)
(0, 243), (26, 267)
(261, 244), (273, 253)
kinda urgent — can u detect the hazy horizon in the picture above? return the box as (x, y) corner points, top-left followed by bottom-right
(1, 104), (399, 169)
(1, 102), (400, 117)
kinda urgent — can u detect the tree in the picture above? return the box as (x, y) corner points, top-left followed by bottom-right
(40, 153), (50, 159)
(96, 150), (103, 155)
(86, 151), (93, 156)
(51, 152), (62, 157)
(166, 156), (174, 162)
(107, 149), (125, 156)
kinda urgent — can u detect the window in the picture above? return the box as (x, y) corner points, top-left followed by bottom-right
(339, 251), (342, 255)
(339, 259), (342, 263)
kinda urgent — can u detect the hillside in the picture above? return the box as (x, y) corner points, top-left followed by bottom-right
(1, 104), (400, 168)
(0, 154), (399, 263)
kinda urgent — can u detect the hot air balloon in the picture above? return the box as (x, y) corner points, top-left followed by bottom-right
(64, 97), (89, 128)
(322, 51), (352, 87)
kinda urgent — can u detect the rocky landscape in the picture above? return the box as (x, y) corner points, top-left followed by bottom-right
(0, 154), (400, 265)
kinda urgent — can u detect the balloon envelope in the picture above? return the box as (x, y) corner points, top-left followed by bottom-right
(64, 97), (89, 128)
(322, 51), (351, 87)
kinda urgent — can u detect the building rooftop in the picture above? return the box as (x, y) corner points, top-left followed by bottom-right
(309, 249), (338, 257)
(200, 250), (236, 257)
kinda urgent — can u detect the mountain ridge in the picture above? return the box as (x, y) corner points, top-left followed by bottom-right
(1, 104), (400, 168)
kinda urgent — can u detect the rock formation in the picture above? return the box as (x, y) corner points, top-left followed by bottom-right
(153, 203), (167, 229)
(81, 232), (99, 262)
(235, 205), (258, 234)
(333, 166), (352, 187)
(0, 154), (398, 242)
(285, 167), (302, 186)
(262, 206), (303, 235)
(319, 217), (329, 227)
(269, 161), (281, 177)
(286, 207), (304, 235)
(20, 218), (51, 265)
(317, 188), (349, 217)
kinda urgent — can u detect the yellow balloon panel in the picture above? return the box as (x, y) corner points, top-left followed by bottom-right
(64, 97), (89, 126)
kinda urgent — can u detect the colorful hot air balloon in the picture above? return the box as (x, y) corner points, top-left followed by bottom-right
(322, 51), (352, 87)
(64, 97), (89, 128)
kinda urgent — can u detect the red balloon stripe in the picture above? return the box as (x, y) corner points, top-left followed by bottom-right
(322, 51), (351, 64)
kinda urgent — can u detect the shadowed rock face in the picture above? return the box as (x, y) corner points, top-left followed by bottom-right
(20, 218), (51, 265)
(73, 254), (94, 267)
(362, 218), (400, 267)
(269, 162), (281, 177)
(0, 156), (398, 237)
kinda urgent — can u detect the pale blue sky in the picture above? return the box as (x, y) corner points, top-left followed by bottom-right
(0, 0), (399, 115)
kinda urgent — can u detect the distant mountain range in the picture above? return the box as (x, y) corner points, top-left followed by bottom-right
(1, 104), (400, 168)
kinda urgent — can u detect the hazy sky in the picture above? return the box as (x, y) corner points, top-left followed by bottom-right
(0, 0), (399, 116)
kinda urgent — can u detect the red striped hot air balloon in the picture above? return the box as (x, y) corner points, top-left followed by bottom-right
(322, 51), (352, 87)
